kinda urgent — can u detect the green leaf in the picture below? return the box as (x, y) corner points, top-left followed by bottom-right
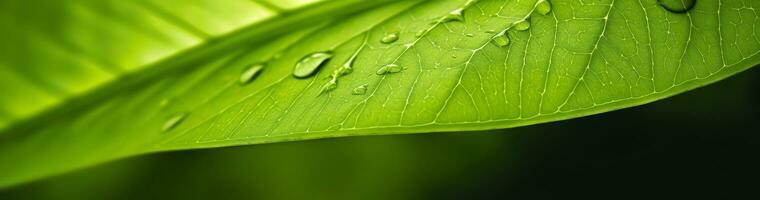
(1, 0), (759, 188)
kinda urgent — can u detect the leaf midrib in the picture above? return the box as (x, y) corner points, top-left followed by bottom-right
(158, 0), (547, 148)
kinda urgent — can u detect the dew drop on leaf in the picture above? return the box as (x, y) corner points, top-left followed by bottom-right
(320, 80), (337, 94)
(441, 8), (465, 23)
(514, 20), (530, 31)
(163, 112), (188, 132)
(465, 33), (474, 37)
(381, 32), (400, 44)
(376, 64), (403, 75)
(352, 84), (368, 95)
(293, 51), (333, 78)
(492, 32), (510, 47)
(485, 30), (497, 34)
(535, 0), (552, 15)
(415, 30), (426, 38)
(657, 0), (696, 14)
(239, 63), (265, 85)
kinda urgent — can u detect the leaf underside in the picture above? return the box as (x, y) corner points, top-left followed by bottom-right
(1, 0), (759, 188)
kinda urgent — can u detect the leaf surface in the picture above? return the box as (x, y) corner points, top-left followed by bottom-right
(1, 0), (759, 188)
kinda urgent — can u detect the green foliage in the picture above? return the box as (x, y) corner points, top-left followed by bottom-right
(1, 0), (759, 188)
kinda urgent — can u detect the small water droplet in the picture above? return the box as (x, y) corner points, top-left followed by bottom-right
(163, 113), (188, 132)
(341, 66), (352, 75)
(492, 32), (510, 47)
(485, 30), (497, 34)
(320, 80), (337, 93)
(239, 63), (265, 85)
(657, 0), (696, 14)
(415, 30), (426, 38)
(376, 64), (403, 75)
(441, 8), (465, 23)
(535, 1), (552, 15)
(514, 20), (531, 31)
(381, 32), (400, 44)
(452, 54), (458, 58)
(465, 33), (474, 37)
(352, 84), (368, 95)
(293, 51), (333, 78)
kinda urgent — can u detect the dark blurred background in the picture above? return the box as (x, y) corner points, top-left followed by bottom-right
(1, 67), (758, 199)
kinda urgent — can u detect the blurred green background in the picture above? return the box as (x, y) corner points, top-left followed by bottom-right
(0, 67), (757, 199)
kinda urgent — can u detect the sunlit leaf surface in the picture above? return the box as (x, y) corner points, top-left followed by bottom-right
(1, 0), (758, 188)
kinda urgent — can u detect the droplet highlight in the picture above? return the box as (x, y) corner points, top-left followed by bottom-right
(492, 32), (510, 47)
(415, 30), (426, 38)
(163, 112), (188, 132)
(514, 20), (531, 31)
(376, 64), (403, 75)
(381, 32), (400, 44)
(441, 8), (465, 23)
(239, 63), (265, 85)
(657, 0), (696, 14)
(293, 51), (333, 78)
(352, 84), (368, 95)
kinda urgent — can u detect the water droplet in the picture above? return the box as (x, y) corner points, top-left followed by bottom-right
(485, 30), (497, 34)
(376, 64), (403, 75)
(239, 63), (265, 85)
(657, 0), (696, 14)
(492, 32), (510, 47)
(514, 20), (530, 31)
(535, 1), (552, 15)
(452, 54), (458, 58)
(381, 32), (400, 44)
(320, 80), (337, 93)
(465, 33), (474, 37)
(441, 8), (465, 23)
(293, 51), (333, 78)
(163, 112), (188, 132)
(352, 84), (368, 95)
(415, 30), (426, 38)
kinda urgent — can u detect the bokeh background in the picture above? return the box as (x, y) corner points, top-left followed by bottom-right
(1, 67), (758, 199)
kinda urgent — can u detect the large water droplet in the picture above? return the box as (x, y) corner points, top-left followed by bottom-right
(514, 20), (531, 31)
(441, 8), (465, 23)
(492, 32), (510, 47)
(293, 51), (333, 78)
(381, 32), (400, 44)
(536, 1), (552, 15)
(163, 112), (188, 132)
(657, 0), (696, 14)
(239, 63), (265, 85)
(376, 64), (403, 75)
(352, 84), (368, 95)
